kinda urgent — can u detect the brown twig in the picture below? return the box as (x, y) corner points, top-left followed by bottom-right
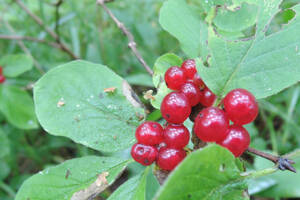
(0, 35), (60, 48)
(1, 20), (45, 74)
(55, 0), (64, 42)
(14, 0), (79, 59)
(246, 147), (296, 173)
(96, 0), (153, 76)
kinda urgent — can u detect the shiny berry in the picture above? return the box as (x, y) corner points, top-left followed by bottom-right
(181, 59), (196, 79)
(223, 88), (258, 125)
(131, 143), (158, 166)
(180, 82), (201, 106)
(164, 124), (190, 149)
(0, 75), (5, 84)
(164, 66), (187, 90)
(161, 92), (191, 124)
(157, 148), (186, 171)
(135, 121), (164, 146)
(193, 73), (205, 89)
(194, 107), (229, 142)
(199, 87), (217, 107)
(217, 125), (250, 157)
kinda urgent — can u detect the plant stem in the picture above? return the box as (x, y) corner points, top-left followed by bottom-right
(246, 147), (296, 173)
(0, 181), (16, 198)
(241, 166), (277, 179)
(96, 0), (153, 76)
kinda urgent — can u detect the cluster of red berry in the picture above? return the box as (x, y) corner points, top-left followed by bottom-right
(0, 66), (5, 83)
(131, 59), (258, 171)
(131, 121), (188, 170)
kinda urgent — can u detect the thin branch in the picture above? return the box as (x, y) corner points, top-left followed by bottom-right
(246, 147), (296, 173)
(14, 0), (79, 59)
(96, 0), (153, 76)
(0, 35), (60, 48)
(55, 0), (64, 42)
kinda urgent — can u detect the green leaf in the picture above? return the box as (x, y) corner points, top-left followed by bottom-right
(248, 177), (277, 195)
(159, 0), (205, 58)
(108, 166), (159, 200)
(0, 129), (9, 158)
(0, 54), (33, 78)
(15, 156), (130, 200)
(34, 60), (144, 152)
(255, 155), (300, 198)
(214, 3), (258, 32)
(155, 144), (249, 200)
(0, 85), (38, 129)
(151, 53), (182, 109)
(199, 1), (300, 99)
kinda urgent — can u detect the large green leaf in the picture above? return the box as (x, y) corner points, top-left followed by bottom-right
(198, 1), (300, 99)
(0, 54), (33, 78)
(255, 154), (300, 198)
(34, 60), (144, 152)
(214, 2), (258, 32)
(0, 85), (38, 129)
(108, 166), (159, 200)
(160, 0), (300, 99)
(0, 129), (9, 158)
(15, 156), (130, 200)
(151, 53), (182, 109)
(155, 144), (249, 200)
(159, 0), (205, 58)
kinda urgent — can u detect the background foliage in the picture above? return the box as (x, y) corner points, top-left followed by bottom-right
(0, 0), (300, 199)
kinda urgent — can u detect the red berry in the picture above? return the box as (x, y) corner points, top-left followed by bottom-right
(161, 92), (191, 124)
(131, 143), (158, 166)
(217, 125), (250, 157)
(194, 107), (229, 142)
(0, 75), (5, 84)
(193, 73), (205, 89)
(223, 88), (258, 125)
(180, 82), (201, 106)
(181, 59), (196, 79)
(164, 124), (190, 149)
(157, 148), (186, 171)
(199, 87), (217, 107)
(164, 66), (187, 90)
(135, 121), (164, 146)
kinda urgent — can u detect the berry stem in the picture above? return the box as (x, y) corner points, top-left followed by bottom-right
(246, 147), (296, 173)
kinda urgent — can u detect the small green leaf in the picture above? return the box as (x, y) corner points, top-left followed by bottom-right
(151, 53), (182, 109)
(0, 54), (33, 78)
(0, 129), (9, 158)
(155, 144), (248, 200)
(108, 167), (159, 200)
(15, 156), (130, 200)
(0, 85), (38, 129)
(34, 60), (144, 152)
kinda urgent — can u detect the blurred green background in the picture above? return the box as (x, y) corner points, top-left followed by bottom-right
(0, 0), (300, 199)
